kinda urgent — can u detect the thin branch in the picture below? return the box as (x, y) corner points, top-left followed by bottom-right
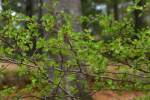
(66, 35), (83, 73)
(0, 56), (37, 68)
(124, 60), (150, 73)
(100, 71), (150, 78)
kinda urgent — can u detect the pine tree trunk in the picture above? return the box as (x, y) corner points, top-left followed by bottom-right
(133, 0), (145, 32)
(56, 1), (89, 99)
(113, 0), (119, 20)
(25, 0), (37, 57)
(56, 0), (82, 32)
(25, 0), (33, 17)
(38, 0), (43, 23)
(40, 0), (86, 99)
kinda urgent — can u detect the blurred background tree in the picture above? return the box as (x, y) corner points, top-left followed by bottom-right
(1, 0), (150, 31)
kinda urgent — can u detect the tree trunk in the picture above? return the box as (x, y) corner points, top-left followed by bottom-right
(56, 1), (89, 99)
(107, 3), (111, 15)
(25, 0), (37, 57)
(56, 0), (82, 32)
(25, 0), (33, 17)
(40, 0), (86, 99)
(113, 0), (119, 20)
(38, 0), (43, 23)
(133, 0), (145, 32)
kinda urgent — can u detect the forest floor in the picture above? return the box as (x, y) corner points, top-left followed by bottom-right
(0, 63), (148, 100)
(92, 90), (144, 100)
(1, 89), (145, 100)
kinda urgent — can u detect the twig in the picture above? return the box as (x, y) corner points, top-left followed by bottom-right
(0, 56), (37, 68)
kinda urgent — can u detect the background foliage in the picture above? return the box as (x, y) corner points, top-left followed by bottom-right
(0, 0), (150, 100)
